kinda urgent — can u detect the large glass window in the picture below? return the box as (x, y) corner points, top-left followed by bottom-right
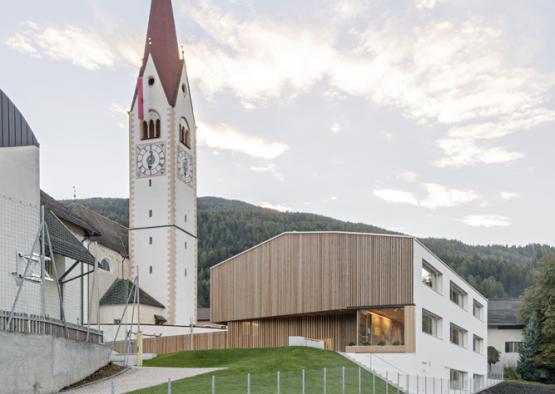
(358, 308), (405, 346)
(422, 260), (441, 291)
(473, 335), (483, 353)
(422, 309), (441, 337)
(450, 282), (467, 309)
(473, 300), (483, 320)
(450, 323), (467, 347)
(450, 369), (467, 391)
(505, 341), (523, 353)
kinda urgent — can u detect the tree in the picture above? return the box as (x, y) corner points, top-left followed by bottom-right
(520, 255), (555, 381)
(488, 346), (500, 367)
(517, 310), (541, 381)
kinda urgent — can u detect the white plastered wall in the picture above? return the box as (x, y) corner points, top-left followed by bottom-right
(487, 327), (523, 368)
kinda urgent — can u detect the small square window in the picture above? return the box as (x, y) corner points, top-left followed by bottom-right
(149, 210), (153, 218)
(184, 215), (188, 223)
(473, 300), (483, 320)
(184, 242), (188, 249)
(149, 179), (152, 187)
(422, 260), (441, 292)
(149, 266), (153, 274)
(473, 335), (483, 353)
(114, 319), (121, 325)
(184, 268), (187, 277)
(149, 237), (153, 245)
(450, 282), (467, 309)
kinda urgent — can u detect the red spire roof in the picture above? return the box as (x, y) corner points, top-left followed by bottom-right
(140, 0), (184, 106)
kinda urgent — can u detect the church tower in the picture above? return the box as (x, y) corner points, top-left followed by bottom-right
(128, 0), (197, 325)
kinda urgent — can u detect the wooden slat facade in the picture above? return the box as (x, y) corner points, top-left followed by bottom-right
(210, 233), (414, 323)
(109, 331), (228, 354)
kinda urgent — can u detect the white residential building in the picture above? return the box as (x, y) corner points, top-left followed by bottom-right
(487, 299), (524, 369)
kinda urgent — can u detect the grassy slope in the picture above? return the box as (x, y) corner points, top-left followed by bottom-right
(134, 347), (390, 393)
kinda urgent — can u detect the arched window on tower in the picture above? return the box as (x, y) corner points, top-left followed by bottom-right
(141, 110), (161, 140)
(179, 118), (191, 148)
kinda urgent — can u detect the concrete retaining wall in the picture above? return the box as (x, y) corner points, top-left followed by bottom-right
(0, 331), (110, 393)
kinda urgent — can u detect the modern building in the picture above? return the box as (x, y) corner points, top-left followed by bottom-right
(128, 0), (198, 325)
(210, 232), (488, 389)
(488, 299), (524, 369)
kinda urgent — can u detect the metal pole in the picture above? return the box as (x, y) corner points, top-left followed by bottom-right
(302, 369), (305, 394)
(425, 376), (427, 393)
(358, 367), (361, 394)
(406, 375), (409, 394)
(397, 373), (400, 394)
(342, 366), (345, 394)
(417, 375), (419, 394)
(167, 378), (172, 394)
(277, 371), (280, 394)
(441, 377), (443, 394)
(386, 371), (389, 394)
(111, 381), (115, 394)
(323, 368), (327, 394)
(247, 373), (251, 394)
(40, 206), (45, 319)
(372, 370), (375, 394)
(212, 375), (215, 394)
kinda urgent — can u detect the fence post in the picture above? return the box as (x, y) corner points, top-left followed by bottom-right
(372, 369), (376, 394)
(417, 375), (419, 394)
(440, 377), (443, 394)
(277, 371), (280, 394)
(167, 378), (172, 394)
(358, 367), (361, 394)
(425, 376), (427, 393)
(386, 371), (389, 394)
(111, 381), (115, 394)
(323, 368), (327, 394)
(302, 369), (305, 394)
(342, 366), (346, 394)
(397, 373), (400, 394)
(247, 373), (251, 394)
(212, 375), (215, 394)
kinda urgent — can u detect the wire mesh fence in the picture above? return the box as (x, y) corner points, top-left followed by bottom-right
(145, 367), (503, 394)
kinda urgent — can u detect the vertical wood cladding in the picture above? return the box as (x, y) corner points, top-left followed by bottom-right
(211, 233), (414, 323)
(227, 314), (357, 352)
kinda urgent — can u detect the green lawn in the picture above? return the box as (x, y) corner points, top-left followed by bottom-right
(133, 347), (392, 393)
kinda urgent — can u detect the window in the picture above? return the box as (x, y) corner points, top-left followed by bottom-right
(149, 237), (153, 245)
(358, 307), (405, 346)
(421, 260), (441, 292)
(422, 309), (441, 338)
(473, 300), (484, 320)
(114, 319), (121, 325)
(149, 266), (153, 274)
(149, 179), (152, 187)
(473, 374), (485, 392)
(184, 242), (188, 249)
(505, 341), (523, 353)
(450, 323), (467, 347)
(450, 369), (467, 391)
(141, 110), (161, 140)
(99, 258), (111, 272)
(181, 83), (187, 96)
(149, 209), (153, 218)
(450, 282), (467, 309)
(179, 118), (191, 148)
(473, 335), (483, 353)
(148, 76), (155, 86)
(184, 268), (188, 277)
(184, 215), (188, 223)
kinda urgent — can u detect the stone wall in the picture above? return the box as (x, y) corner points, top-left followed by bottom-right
(0, 331), (110, 393)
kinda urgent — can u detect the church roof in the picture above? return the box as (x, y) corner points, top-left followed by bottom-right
(100, 279), (165, 309)
(488, 299), (524, 327)
(68, 203), (129, 257)
(41, 191), (99, 235)
(139, 0), (184, 107)
(0, 89), (39, 148)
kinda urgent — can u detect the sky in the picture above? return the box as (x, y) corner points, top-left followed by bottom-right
(1, 0), (554, 246)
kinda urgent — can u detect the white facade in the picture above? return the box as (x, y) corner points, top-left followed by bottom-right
(347, 239), (489, 393)
(488, 327), (523, 368)
(128, 54), (198, 325)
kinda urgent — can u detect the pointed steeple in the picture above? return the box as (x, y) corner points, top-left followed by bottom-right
(140, 0), (184, 106)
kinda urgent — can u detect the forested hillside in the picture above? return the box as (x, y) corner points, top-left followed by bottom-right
(65, 196), (555, 307)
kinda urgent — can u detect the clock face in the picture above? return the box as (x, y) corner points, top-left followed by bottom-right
(136, 143), (166, 178)
(177, 148), (193, 186)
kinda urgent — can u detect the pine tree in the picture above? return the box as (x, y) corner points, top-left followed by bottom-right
(517, 310), (541, 381)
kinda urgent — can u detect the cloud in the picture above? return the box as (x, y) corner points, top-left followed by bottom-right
(197, 121), (289, 160)
(260, 202), (293, 212)
(373, 182), (480, 209)
(460, 215), (511, 227)
(373, 189), (419, 206)
(249, 163), (285, 181)
(110, 103), (128, 129)
(181, 3), (554, 166)
(6, 21), (141, 71)
(330, 122), (342, 134)
(397, 171), (418, 182)
(499, 191), (520, 201)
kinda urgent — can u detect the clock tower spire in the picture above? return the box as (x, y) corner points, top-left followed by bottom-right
(129, 0), (198, 325)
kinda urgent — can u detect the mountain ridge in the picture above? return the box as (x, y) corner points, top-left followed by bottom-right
(62, 196), (555, 307)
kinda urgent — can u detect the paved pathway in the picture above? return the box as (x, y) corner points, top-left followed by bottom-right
(64, 367), (221, 393)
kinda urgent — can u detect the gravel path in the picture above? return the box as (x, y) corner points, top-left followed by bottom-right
(63, 367), (221, 393)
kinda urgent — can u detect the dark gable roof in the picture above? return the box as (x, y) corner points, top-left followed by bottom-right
(41, 191), (98, 235)
(0, 89), (39, 148)
(100, 279), (164, 309)
(488, 299), (524, 327)
(44, 210), (95, 265)
(68, 204), (129, 257)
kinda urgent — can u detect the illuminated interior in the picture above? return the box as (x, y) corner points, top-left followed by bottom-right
(357, 307), (405, 346)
